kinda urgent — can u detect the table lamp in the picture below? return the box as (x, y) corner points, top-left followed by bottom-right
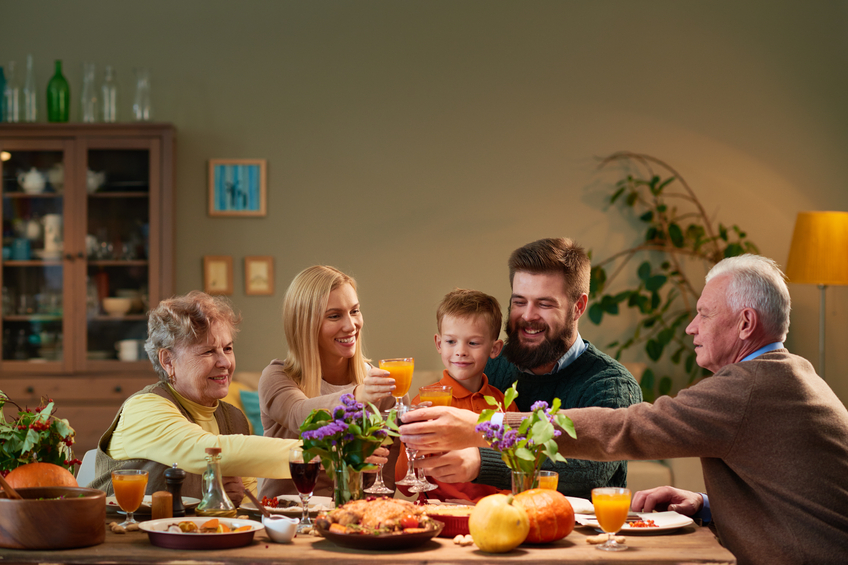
(785, 211), (848, 380)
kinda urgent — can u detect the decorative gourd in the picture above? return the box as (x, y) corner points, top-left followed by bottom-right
(4, 462), (78, 489)
(514, 488), (575, 544)
(468, 493), (529, 553)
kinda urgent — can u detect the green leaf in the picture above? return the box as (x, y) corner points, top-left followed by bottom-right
(657, 176), (675, 192)
(646, 226), (658, 241)
(601, 296), (619, 315)
(645, 275), (667, 292)
(637, 261), (651, 281)
(724, 243), (744, 258)
(657, 327), (674, 346)
(484, 395), (500, 407)
(646, 339), (664, 361)
(719, 224), (728, 241)
(657, 203), (667, 213)
(625, 191), (638, 206)
(637, 294), (651, 314)
(589, 267), (607, 296)
(613, 290), (631, 304)
(639, 211), (653, 222)
(668, 223), (684, 248)
(658, 376), (673, 396)
(610, 186), (626, 204)
(478, 409), (496, 424)
(671, 346), (684, 364)
(504, 382), (518, 410)
(588, 303), (604, 325)
(515, 447), (535, 462)
(650, 290), (661, 309)
(685, 352), (696, 373)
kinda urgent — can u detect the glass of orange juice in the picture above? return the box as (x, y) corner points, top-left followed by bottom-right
(537, 470), (558, 490)
(591, 487), (631, 551)
(379, 358), (414, 413)
(418, 384), (452, 407)
(111, 469), (149, 527)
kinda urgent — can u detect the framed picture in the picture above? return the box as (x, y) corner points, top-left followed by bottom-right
(208, 159), (267, 217)
(245, 256), (274, 295)
(203, 255), (233, 295)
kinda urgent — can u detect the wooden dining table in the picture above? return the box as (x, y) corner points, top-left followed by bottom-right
(0, 517), (736, 565)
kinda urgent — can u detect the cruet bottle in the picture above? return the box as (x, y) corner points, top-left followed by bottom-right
(100, 66), (118, 122)
(23, 55), (36, 122)
(195, 447), (237, 517)
(46, 59), (70, 122)
(4, 61), (21, 122)
(80, 62), (98, 123)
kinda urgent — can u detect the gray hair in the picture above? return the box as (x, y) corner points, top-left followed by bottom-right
(144, 291), (241, 382)
(706, 254), (791, 341)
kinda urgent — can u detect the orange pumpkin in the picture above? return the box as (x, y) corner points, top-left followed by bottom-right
(514, 488), (575, 544)
(4, 462), (78, 490)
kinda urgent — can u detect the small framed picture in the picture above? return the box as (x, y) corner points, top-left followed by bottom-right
(245, 256), (274, 295)
(208, 159), (267, 217)
(203, 255), (233, 295)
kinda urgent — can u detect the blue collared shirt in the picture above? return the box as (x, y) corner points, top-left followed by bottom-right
(696, 341), (784, 523)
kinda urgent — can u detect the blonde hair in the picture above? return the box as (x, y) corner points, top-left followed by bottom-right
(145, 291), (241, 382)
(436, 288), (502, 340)
(281, 265), (368, 398)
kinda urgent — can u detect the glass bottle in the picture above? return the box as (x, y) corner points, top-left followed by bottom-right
(100, 66), (118, 123)
(80, 62), (98, 123)
(46, 60), (70, 123)
(4, 61), (20, 122)
(195, 447), (237, 517)
(0, 66), (6, 123)
(132, 68), (151, 122)
(23, 54), (36, 122)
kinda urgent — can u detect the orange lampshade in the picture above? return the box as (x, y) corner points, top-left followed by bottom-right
(785, 211), (848, 286)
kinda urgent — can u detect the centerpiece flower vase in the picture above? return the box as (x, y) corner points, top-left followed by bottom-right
(511, 470), (540, 494)
(333, 462), (363, 507)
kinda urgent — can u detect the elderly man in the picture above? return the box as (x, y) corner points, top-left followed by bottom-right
(516, 255), (848, 565)
(401, 238), (641, 498)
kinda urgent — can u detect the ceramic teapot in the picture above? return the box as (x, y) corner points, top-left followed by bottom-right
(17, 168), (46, 194)
(86, 170), (106, 193)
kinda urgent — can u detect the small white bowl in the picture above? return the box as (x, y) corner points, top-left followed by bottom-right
(102, 297), (132, 317)
(262, 515), (298, 543)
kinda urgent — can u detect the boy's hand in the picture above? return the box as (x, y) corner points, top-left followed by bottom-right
(413, 448), (481, 483)
(399, 407), (488, 451)
(355, 367), (396, 405)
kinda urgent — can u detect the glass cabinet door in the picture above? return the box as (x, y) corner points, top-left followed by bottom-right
(83, 139), (160, 368)
(1, 140), (72, 369)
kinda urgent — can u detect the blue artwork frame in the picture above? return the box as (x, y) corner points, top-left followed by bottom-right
(208, 159), (267, 216)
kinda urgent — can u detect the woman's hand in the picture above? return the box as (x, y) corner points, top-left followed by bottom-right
(355, 366), (396, 405)
(223, 476), (245, 506)
(362, 446), (390, 472)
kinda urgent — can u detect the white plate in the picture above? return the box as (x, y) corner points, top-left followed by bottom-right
(107, 495), (200, 514)
(575, 510), (695, 533)
(240, 495), (332, 516)
(564, 496), (594, 514)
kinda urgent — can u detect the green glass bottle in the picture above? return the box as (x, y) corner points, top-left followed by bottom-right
(46, 60), (70, 122)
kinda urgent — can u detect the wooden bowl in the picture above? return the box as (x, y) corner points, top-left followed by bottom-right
(0, 486), (106, 549)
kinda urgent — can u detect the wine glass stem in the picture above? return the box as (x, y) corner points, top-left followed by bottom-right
(300, 493), (310, 525)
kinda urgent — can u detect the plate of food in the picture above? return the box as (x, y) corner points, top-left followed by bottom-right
(315, 498), (443, 550)
(240, 494), (332, 516)
(107, 495), (200, 515)
(575, 511), (695, 534)
(138, 517), (263, 549)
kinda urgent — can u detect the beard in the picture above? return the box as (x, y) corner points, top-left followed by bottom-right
(502, 311), (576, 372)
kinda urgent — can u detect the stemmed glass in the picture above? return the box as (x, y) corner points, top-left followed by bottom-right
(111, 469), (148, 528)
(379, 358), (414, 413)
(364, 409), (395, 495)
(289, 447), (321, 532)
(591, 487), (631, 551)
(408, 385), (451, 493)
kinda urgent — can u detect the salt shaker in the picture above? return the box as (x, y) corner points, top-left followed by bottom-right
(164, 463), (186, 517)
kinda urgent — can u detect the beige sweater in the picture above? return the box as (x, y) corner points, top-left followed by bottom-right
(524, 350), (848, 565)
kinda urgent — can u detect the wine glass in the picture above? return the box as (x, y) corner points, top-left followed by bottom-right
(396, 403), (420, 486)
(111, 469), (148, 527)
(365, 409), (395, 495)
(591, 487), (631, 551)
(408, 386), (450, 493)
(289, 447), (321, 532)
(379, 358), (414, 412)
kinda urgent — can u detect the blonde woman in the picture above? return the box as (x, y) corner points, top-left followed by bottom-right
(258, 265), (397, 498)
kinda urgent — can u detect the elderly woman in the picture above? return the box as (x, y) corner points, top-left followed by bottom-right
(259, 265), (397, 499)
(90, 291), (298, 505)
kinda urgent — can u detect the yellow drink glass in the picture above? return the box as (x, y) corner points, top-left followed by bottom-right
(112, 469), (149, 527)
(379, 358), (414, 410)
(591, 487), (631, 551)
(418, 384), (452, 407)
(537, 470), (558, 490)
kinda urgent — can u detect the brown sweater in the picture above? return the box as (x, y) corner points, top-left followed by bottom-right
(520, 350), (848, 565)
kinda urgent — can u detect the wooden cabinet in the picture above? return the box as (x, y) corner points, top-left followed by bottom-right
(0, 123), (175, 456)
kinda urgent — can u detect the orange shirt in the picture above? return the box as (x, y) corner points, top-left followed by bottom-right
(394, 370), (518, 503)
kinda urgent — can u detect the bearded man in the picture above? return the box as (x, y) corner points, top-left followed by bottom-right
(401, 238), (641, 498)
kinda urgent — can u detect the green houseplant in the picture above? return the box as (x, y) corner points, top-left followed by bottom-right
(587, 152), (760, 401)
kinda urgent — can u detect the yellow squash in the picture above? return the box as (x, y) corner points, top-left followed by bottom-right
(468, 493), (529, 553)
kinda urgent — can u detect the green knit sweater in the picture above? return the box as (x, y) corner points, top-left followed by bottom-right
(477, 340), (642, 499)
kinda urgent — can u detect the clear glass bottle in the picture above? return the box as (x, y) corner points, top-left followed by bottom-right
(46, 60), (70, 122)
(4, 61), (20, 122)
(100, 66), (118, 123)
(132, 68), (151, 122)
(80, 62), (98, 123)
(23, 54), (36, 122)
(195, 447), (237, 517)
(0, 66), (6, 123)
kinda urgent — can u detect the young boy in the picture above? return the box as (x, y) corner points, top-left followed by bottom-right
(394, 288), (517, 502)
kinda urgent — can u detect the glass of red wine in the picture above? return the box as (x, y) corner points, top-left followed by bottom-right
(288, 447), (321, 532)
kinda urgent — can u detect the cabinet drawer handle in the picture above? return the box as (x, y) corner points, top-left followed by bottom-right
(114, 386), (123, 393)
(64, 253), (75, 261)
(26, 386), (34, 394)
(77, 252), (85, 259)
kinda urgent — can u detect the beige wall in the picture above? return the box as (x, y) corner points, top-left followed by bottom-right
(3, 1), (847, 402)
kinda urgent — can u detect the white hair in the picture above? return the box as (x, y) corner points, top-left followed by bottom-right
(706, 254), (791, 341)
